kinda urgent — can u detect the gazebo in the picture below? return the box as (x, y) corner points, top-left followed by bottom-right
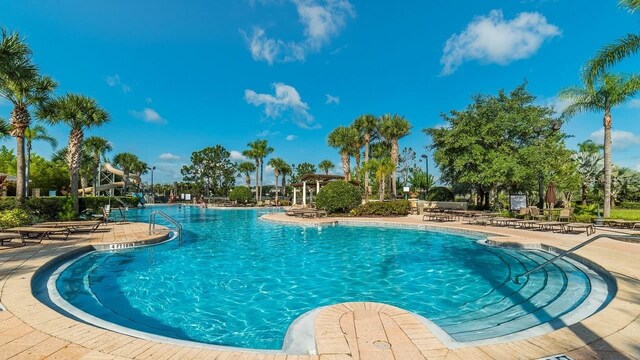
(290, 174), (345, 206)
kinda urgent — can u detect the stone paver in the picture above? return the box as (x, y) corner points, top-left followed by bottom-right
(0, 209), (638, 359)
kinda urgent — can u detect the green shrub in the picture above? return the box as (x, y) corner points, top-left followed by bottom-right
(228, 186), (254, 203)
(79, 196), (139, 213)
(316, 181), (362, 214)
(0, 208), (31, 229)
(573, 214), (595, 223)
(351, 200), (410, 217)
(25, 197), (67, 221)
(619, 202), (640, 210)
(574, 204), (598, 216)
(279, 200), (291, 206)
(427, 187), (454, 201)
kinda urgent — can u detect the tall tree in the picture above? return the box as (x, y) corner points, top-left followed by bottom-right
(560, 74), (640, 217)
(583, 1), (640, 85)
(24, 124), (57, 196)
(378, 114), (411, 197)
(237, 161), (256, 188)
(267, 157), (287, 205)
(244, 140), (273, 201)
(318, 159), (335, 175)
(83, 136), (112, 195)
(364, 157), (395, 201)
(296, 162), (317, 178)
(0, 30), (57, 198)
(572, 140), (603, 206)
(279, 162), (292, 196)
(181, 145), (236, 196)
(38, 94), (109, 214)
(242, 148), (260, 201)
(328, 126), (358, 181)
(354, 114), (379, 201)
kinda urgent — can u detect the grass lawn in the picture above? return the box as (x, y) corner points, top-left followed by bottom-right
(608, 209), (640, 220)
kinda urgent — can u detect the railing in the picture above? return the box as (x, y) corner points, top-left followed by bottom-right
(513, 234), (640, 283)
(109, 196), (129, 222)
(149, 211), (183, 245)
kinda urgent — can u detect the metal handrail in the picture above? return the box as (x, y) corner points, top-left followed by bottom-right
(108, 196), (129, 222)
(513, 234), (640, 283)
(149, 210), (183, 245)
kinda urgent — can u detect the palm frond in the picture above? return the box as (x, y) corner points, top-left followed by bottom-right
(620, 0), (640, 12)
(583, 33), (640, 85)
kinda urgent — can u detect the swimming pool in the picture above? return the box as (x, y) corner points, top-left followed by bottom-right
(47, 206), (613, 351)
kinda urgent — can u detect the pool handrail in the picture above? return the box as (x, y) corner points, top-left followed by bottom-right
(513, 233), (640, 283)
(149, 210), (183, 245)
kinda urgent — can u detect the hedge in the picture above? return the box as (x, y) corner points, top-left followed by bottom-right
(619, 202), (640, 210)
(316, 181), (362, 214)
(0, 196), (140, 222)
(228, 186), (254, 203)
(350, 200), (410, 217)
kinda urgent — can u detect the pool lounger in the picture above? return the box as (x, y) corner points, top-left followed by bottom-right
(7, 226), (71, 245)
(422, 213), (455, 222)
(535, 221), (567, 232)
(0, 232), (20, 245)
(562, 223), (596, 236)
(35, 220), (102, 233)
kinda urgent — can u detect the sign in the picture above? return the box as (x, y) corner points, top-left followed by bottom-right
(48, 190), (57, 197)
(509, 194), (528, 211)
(403, 186), (410, 192)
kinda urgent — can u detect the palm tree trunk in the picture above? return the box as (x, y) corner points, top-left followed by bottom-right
(245, 173), (251, 188)
(364, 135), (370, 202)
(68, 128), (84, 215)
(603, 110), (612, 217)
(281, 174), (286, 196)
(274, 173), (279, 205)
(93, 157), (100, 196)
(25, 142), (31, 197)
(11, 106), (29, 200)
(259, 159), (264, 201)
(341, 151), (350, 181)
(581, 183), (587, 206)
(354, 151), (361, 181)
(391, 140), (399, 197)
(254, 161), (259, 201)
(380, 177), (385, 201)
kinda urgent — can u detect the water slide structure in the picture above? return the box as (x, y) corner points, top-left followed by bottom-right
(79, 163), (141, 196)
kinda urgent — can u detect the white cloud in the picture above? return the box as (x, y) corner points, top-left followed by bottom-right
(105, 74), (132, 93)
(538, 96), (571, 114)
(627, 98), (640, 108)
(286, 134), (297, 140)
(130, 108), (166, 124)
(159, 153), (180, 161)
(325, 94), (340, 104)
(441, 9), (561, 75)
(245, 83), (319, 129)
(242, 0), (355, 64)
(589, 128), (640, 150)
(230, 150), (247, 162)
(257, 129), (281, 137)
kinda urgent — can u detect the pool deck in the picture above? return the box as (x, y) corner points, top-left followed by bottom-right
(0, 216), (637, 359)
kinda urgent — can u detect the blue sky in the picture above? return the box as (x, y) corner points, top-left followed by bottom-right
(2, 0), (640, 184)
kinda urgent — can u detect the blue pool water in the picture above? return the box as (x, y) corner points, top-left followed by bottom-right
(52, 206), (609, 350)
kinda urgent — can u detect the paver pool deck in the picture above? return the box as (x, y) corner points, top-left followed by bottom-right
(0, 213), (638, 359)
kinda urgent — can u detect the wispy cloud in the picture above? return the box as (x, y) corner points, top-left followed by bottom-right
(441, 10), (560, 75)
(590, 128), (640, 151)
(245, 82), (319, 129)
(627, 98), (640, 108)
(537, 95), (571, 114)
(286, 134), (297, 140)
(105, 74), (132, 93)
(145, 97), (153, 104)
(130, 108), (166, 124)
(325, 94), (340, 105)
(159, 153), (180, 161)
(230, 150), (247, 162)
(242, 0), (355, 64)
(257, 129), (281, 137)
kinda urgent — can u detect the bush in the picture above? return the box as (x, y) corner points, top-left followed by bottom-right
(0, 208), (32, 229)
(573, 214), (595, 223)
(316, 180), (362, 214)
(79, 196), (139, 212)
(0, 196), (139, 221)
(351, 200), (410, 217)
(427, 187), (454, 201)
(619, 202), (640, 210)
(279, 200), (291, 206)
(228, 186), (253, 203)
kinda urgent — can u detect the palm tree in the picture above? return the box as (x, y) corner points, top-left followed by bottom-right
(354, 114), (379, 201)
(268, 157), (286, 205)
(244, 140), (273, 201)
(84, 136), (112, 195)
(559, 74), (640, 217)
(37, 94), (110, 214)
(237, 161), (256, 188)
(318, 159), (335, 175)
(364, 157), (395, 201)
(572, 140), (603, 206)
(0, 30), (57, 198)
(25, 124), (57, 196)
(280, 162), (292, 196)
(328, 126), (358, 181)
(583, 1), (640, 85)
(378, 114), (412, 197)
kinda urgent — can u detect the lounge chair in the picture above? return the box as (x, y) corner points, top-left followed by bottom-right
(558, 208), (573, 222)
(0, 232), (20, 245)
(528, 207), (546, 220)
(35, 220), (101, 233)
(562, 223), (596, 236)
(6, 226), (71, 245)
(536, 221), (567, 232)
(608, 220), (640, 229)
(515, 220), (541, 229)
(514, 207), (529, 219)
(422, 213), (455, 222)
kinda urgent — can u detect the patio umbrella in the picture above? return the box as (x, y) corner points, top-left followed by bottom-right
(545, 182), (557, 208)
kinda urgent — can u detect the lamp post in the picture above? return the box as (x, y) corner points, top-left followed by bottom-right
(148, 166), (156, 204)
(421, 154), (429, 200)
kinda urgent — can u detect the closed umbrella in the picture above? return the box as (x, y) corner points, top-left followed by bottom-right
(545, 182), (557, 208)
